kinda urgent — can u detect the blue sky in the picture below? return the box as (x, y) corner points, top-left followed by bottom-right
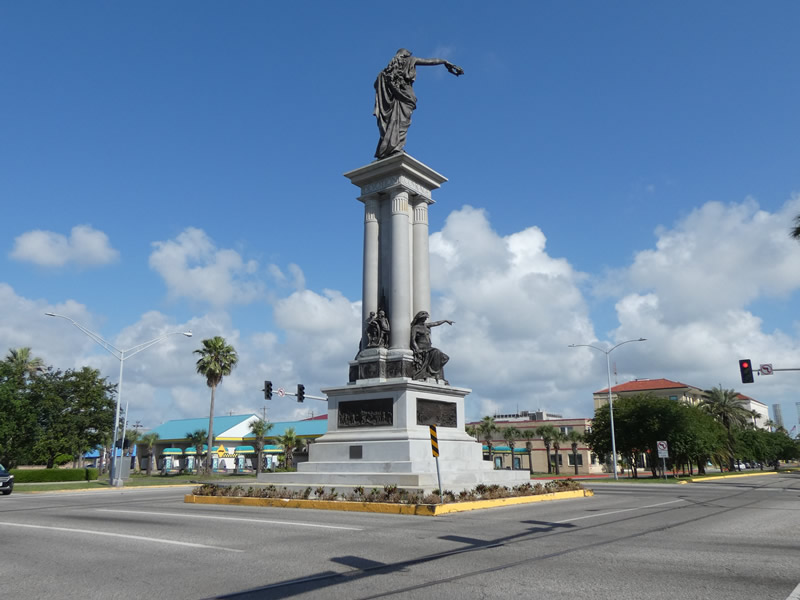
(3, 2), (800, 431)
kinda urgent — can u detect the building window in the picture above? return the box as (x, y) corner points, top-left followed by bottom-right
(591, 453), (597, 465)
(568, 454), (583, 467)
(550, 454), (563, 466)
(560, 426), (573, 434)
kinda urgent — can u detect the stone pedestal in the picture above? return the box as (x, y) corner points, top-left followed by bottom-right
(258, 379), (530, 491)
(257, 154), (530, 493)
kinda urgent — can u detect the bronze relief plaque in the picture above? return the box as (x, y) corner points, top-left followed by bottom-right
(338, 398), (394, 428)
(416, 399), (457, 428)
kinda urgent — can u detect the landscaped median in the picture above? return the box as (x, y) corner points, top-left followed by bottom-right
(184, 480), (593, 516)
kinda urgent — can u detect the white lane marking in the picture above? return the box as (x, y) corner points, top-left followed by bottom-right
(97, 509), (364, 531)
(555, 499), (686, 523)
(787, 581), (800, 600)
(0, 521), (243, 552)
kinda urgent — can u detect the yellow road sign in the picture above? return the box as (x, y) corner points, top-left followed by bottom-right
(429, 425), (439, 458)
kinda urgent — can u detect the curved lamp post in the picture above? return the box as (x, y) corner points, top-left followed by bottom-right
(568, 338), (646, 480)
(46, 312), (191, 487)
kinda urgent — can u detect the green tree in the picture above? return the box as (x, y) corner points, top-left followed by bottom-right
(465, 424), (477, 438)
(502, 426), (521, 470)
(276, 427), (298, 470)
(700, 386), (752, 471)
(194, 337), (238, 474)
(566, 430), (584, 476)
(28, 367), (115, 469)
(139, 432), (160, 475)
(522, 429), (536, 475)
(249, 418), (274, 475)
(477, 416), (497, 464)
(186, 429), (207, 474)
(0, 361), (37, 468)
(536, 424), (558, 474)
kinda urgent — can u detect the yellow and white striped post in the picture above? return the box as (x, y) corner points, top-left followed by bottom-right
(430, 425), (443, 503)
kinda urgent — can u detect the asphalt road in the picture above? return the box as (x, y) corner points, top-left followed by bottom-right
(0, 473), (797, 600)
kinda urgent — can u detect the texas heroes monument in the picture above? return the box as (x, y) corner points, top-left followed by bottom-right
(259, 50), (529, 491)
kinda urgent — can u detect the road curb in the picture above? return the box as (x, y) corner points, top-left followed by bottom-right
(688, 471), (779, 483)
(184, 488), (593, 516)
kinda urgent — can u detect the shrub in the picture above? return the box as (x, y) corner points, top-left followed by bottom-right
(11, 468), (93, 483)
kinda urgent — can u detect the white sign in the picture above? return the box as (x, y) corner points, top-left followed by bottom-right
(277, 387), (285, 397)
(760, 364), (773, 375)
(657, 440), (669, 458)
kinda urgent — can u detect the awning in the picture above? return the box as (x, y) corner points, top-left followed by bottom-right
(234, 446), (255, 454)
(185, 445), (208, 454)
(162, 448), (184, 455)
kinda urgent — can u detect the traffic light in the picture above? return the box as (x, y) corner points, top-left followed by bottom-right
(263, 380), (273, 400)
(297, 384), (305, 403)
(739, 359), (754, 384)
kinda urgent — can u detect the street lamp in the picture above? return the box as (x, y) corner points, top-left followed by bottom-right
(568, 338), (646, 480)
(45, 312), (192, 487)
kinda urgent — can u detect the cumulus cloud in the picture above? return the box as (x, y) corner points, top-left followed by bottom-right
(602, 195), (800, 408)
(429, 206), (596, 417)
(10, 225), (119, 267)
(611, 196), (800, 323)
(149, 227), (263, 307)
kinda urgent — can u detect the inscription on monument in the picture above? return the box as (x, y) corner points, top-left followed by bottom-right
(416, 399), (457, 428)
(338, 398), (394, 428)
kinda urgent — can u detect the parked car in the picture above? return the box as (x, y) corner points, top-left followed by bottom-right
(0, 464), (13, 495)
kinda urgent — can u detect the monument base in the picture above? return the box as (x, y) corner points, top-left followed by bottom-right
(257, 379), (531, 493)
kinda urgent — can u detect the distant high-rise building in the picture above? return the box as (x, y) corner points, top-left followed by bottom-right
(795, 401), (800, 426)
(772, 403), (784, 429)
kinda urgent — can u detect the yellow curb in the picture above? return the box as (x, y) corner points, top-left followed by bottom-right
(184, 488), (593, 516)
(688, 471), (779, 483)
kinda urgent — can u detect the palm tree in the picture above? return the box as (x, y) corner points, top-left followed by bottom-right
(566, 430), (584, 476)
(4, 347), (45, 382)
(791, 214), (800, 240)
(502, 427), (521, 470)
(194, 337), (238, 474)
(276, 427), (298, 470)
(139, 432), (159, 476)
(249, 419), (274, 475)
(522, 429), (536, 475)
(124, 428), (142, 471)
(465, 424), (477, 438)
(700, 386), (751, 471)
(477, 416), (497, 465)
(536, 424), (557, 474)
(551, 430), (567, 475)
(186, 429), (207, 474)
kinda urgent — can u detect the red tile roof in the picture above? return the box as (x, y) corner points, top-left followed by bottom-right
(595, 378), (697, 395)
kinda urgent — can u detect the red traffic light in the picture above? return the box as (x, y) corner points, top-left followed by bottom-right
(739, 359), (754, 384)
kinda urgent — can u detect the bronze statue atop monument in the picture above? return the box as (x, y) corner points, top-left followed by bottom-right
(373, 49), (463, 160)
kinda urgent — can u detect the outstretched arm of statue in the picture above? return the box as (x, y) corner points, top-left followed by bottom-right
(413, 57), (464, 76)
(428, 320), (455, 328)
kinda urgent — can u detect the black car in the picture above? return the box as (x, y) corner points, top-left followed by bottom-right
(0, 464), (13, 495)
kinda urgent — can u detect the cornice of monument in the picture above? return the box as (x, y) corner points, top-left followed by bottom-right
(344, 153), (447, 201)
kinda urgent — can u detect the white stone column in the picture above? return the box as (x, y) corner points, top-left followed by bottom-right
(361, 196), (379, 349)
(389, 188), (411, 350)
(412, 198), (430, 317)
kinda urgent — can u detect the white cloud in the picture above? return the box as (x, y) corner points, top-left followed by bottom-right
(149, 227), (263, 307)
(10, 225), (119, 267)
(615, 196), (800, 323)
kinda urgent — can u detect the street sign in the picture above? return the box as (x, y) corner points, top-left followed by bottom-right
(760, 364), (773, 375)
(277, 387), (285, 397)
(657, 440), (669, 458)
